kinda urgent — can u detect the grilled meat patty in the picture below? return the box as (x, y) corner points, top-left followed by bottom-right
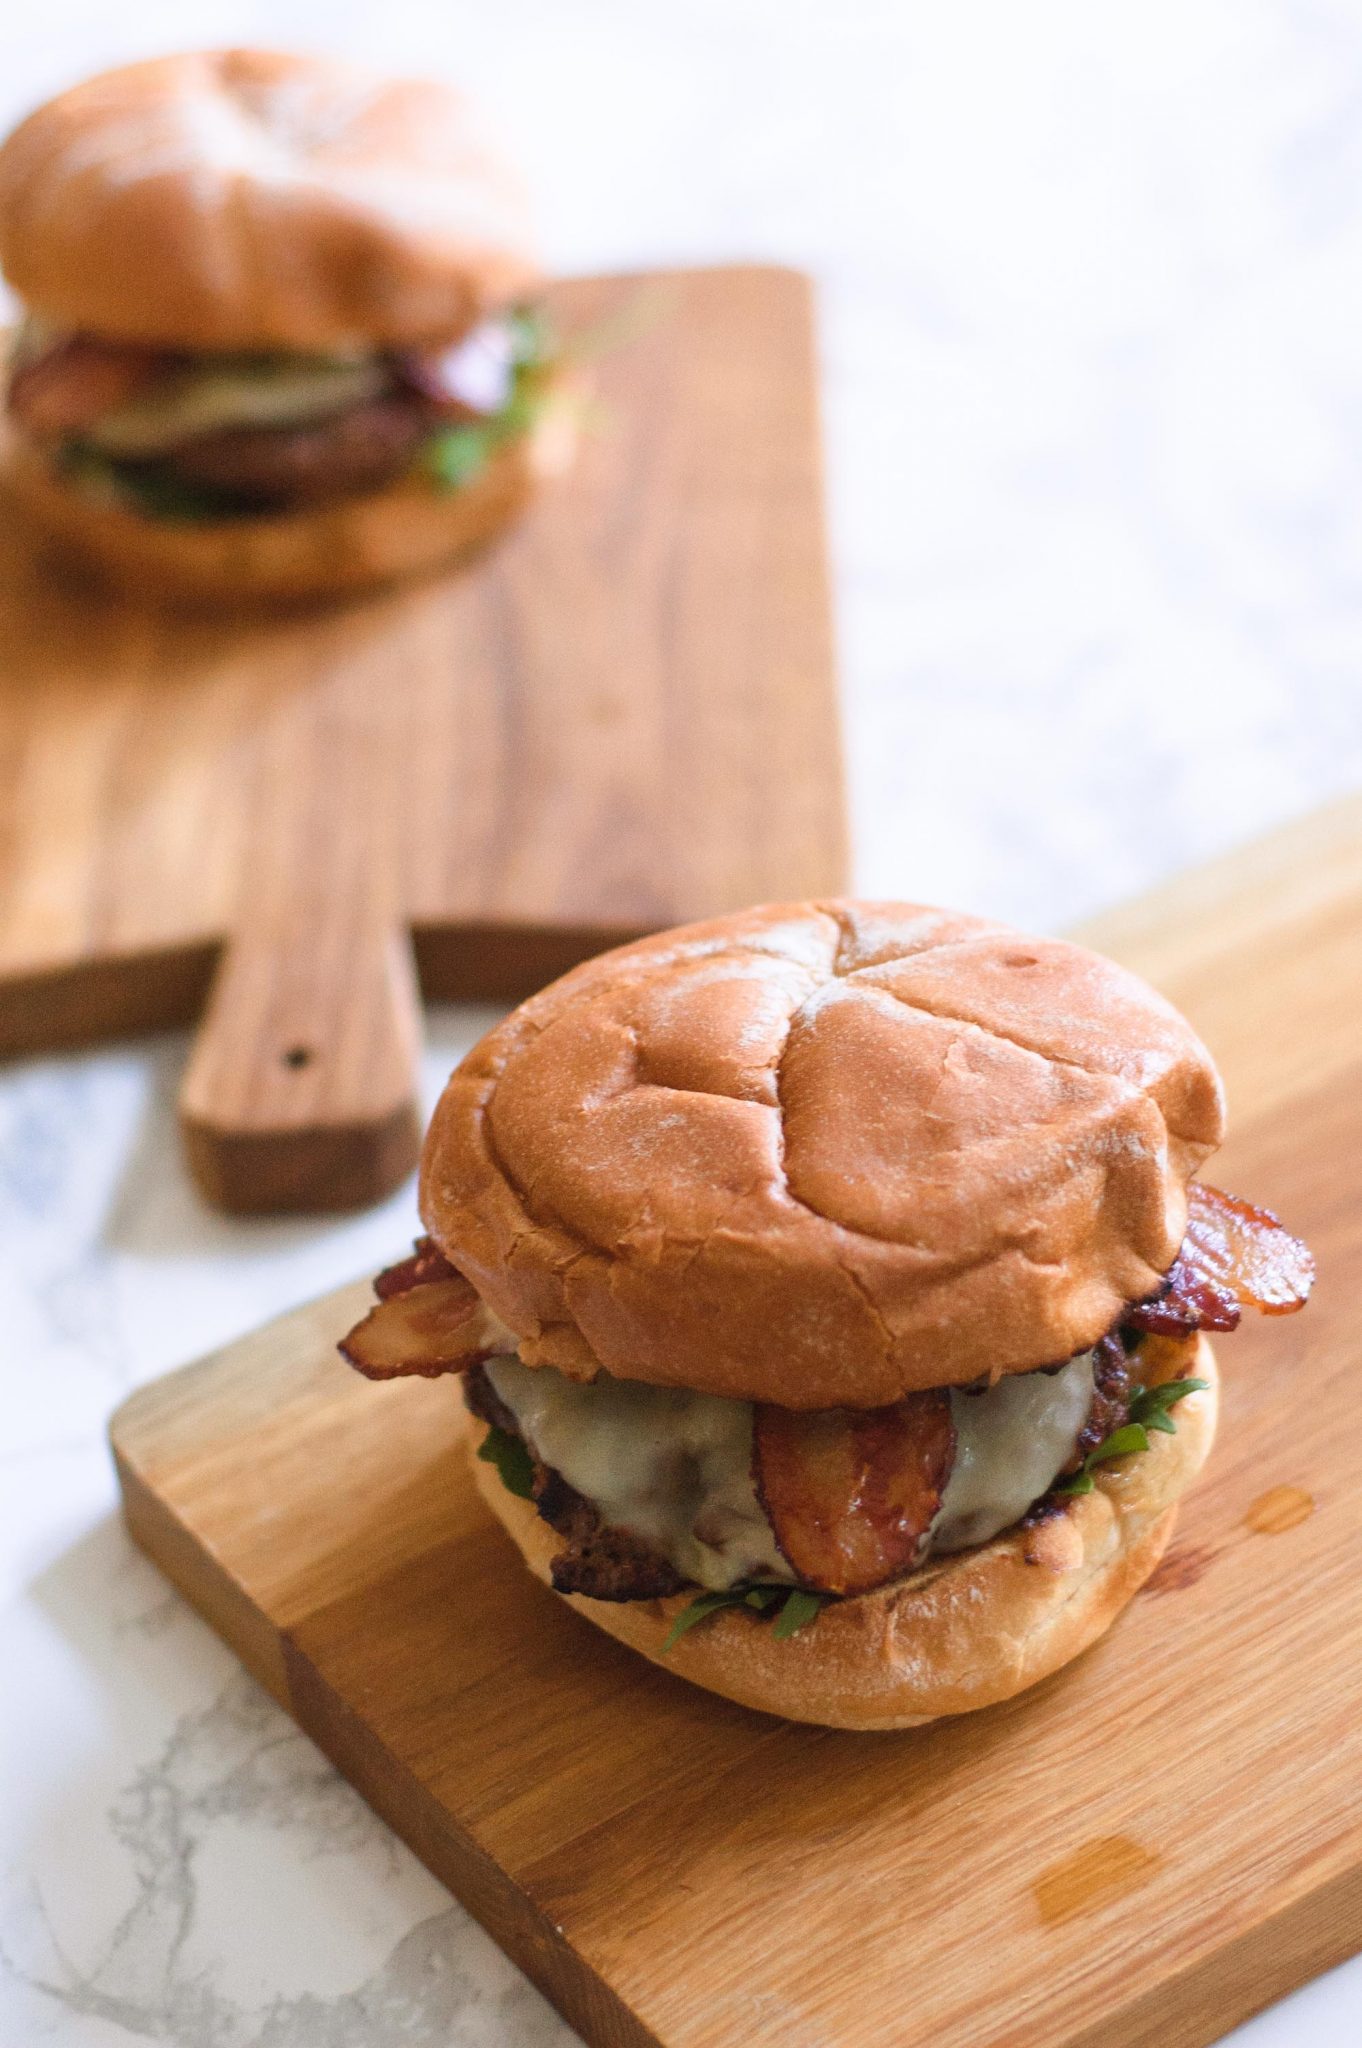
(122, 391), (434, 511)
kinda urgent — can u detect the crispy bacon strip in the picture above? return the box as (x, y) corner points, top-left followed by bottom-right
(1128, 1263), (1241, 1337)
(753, 1391), (956, 1596)
(340, 1266), (497, 1381)
(373, 1235), (459, 1299)
(1183, 1182), (1315, 1312)
(8, 334), (167, 437)
(1128, 1183), (1314, 1338)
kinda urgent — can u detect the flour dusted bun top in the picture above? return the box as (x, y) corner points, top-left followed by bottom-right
(421, 900), (1226, 1407)
(0, 49), (539, 349)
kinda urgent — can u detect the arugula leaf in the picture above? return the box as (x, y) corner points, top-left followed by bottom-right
(425, 421), (500, 490)
(477, 1425), (536, 1501)
(1056, 1470), (1096, 1497)
(743, 1586), (784, 1611)
(1086, 1422), (1151, 1465)
(1129, 1377), (1210, 1434)
(771, 1589), (826, 1640)
(1053, 1377), (1208, 1498)
(661, 1588), (749, 1652)
(423, 382), (546, 492)
(661, 1582), (829, 1653)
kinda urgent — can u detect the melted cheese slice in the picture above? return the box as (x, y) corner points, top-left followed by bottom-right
(934, 1352), (1095, 1552)
(486, 1356), (789, 1591)
(85, 353), (387, 455)
(485, 1350), (1095, 1594)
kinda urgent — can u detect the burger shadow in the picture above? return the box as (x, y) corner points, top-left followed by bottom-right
(450, 1501), (1084, 1896)
(0, 497), (472, 918)
(1, 504), (295, 698)
(505, 1585), (1112, 1963)
(630, 1637), (1072, 1848)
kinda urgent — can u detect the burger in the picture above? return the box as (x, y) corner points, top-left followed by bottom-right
(339, 902), (1313, 1729)
(0, 49), (569, 602)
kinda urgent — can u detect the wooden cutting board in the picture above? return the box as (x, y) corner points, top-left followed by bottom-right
(108, 793), (1362, 2048)
(0, 266), (845, 1212)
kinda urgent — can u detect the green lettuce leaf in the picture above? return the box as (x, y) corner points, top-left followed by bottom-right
(477, 1425), (536, 1501)
(771, 1589), (826, 1640)
(662, 1583), (829, 1653)
(1053, 1377), (1208, 1497)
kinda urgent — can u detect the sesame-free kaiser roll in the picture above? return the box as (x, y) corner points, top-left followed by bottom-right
(339, 902), (1314, 1729)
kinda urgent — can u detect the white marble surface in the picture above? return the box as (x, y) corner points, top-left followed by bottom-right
(3, 4), (1362, 2043)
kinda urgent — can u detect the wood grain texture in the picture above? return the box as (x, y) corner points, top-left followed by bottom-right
(0, 266), (846, 1212)
(109, 794), (1362, 2048)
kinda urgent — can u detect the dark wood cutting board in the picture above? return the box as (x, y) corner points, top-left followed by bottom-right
(110, 794), (1362, 2048)
(0, 266), (845, 1211)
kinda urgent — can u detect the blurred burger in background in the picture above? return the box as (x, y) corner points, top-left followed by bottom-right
(0, 48), (571, 602)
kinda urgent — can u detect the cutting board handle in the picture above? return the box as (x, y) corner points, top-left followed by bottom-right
(178, 919), (423, 1214)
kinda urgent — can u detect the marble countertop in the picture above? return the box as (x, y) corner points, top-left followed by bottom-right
(4, 5), (1361, 2043)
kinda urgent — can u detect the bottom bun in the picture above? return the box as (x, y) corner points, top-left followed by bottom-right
(468, 1335), (1217, 1730)
(1, 385), (576, 606)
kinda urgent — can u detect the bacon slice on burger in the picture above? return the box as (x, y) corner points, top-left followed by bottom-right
(7, 333), (167, 438)
(753, 1393), (957, 1595)
(1127, 1183), (1314, 1338)
(340, 1243), (508, 1380)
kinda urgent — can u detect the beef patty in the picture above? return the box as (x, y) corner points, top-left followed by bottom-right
(125, 391), (435, 511)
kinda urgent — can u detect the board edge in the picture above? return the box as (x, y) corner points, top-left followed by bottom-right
(280, 1635), (664, 2048)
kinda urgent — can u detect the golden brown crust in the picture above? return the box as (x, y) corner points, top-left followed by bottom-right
(0, 50), (538, 349)
(1, 383), (575, 603)
(421, 903), (1225, 1406)
(468, 1336), (1217, 1729)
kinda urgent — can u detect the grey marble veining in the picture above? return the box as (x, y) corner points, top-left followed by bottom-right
(5, 1520), (568, 2046)
(3, 4), (1362, 2043)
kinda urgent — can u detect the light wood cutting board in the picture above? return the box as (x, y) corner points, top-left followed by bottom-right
(109, 794), (1361, 2048)
(0, 266), (845, 1212)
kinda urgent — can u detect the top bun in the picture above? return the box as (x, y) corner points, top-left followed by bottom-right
(421, 901), (1225, 1408)
(0, 50), (539, 350)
